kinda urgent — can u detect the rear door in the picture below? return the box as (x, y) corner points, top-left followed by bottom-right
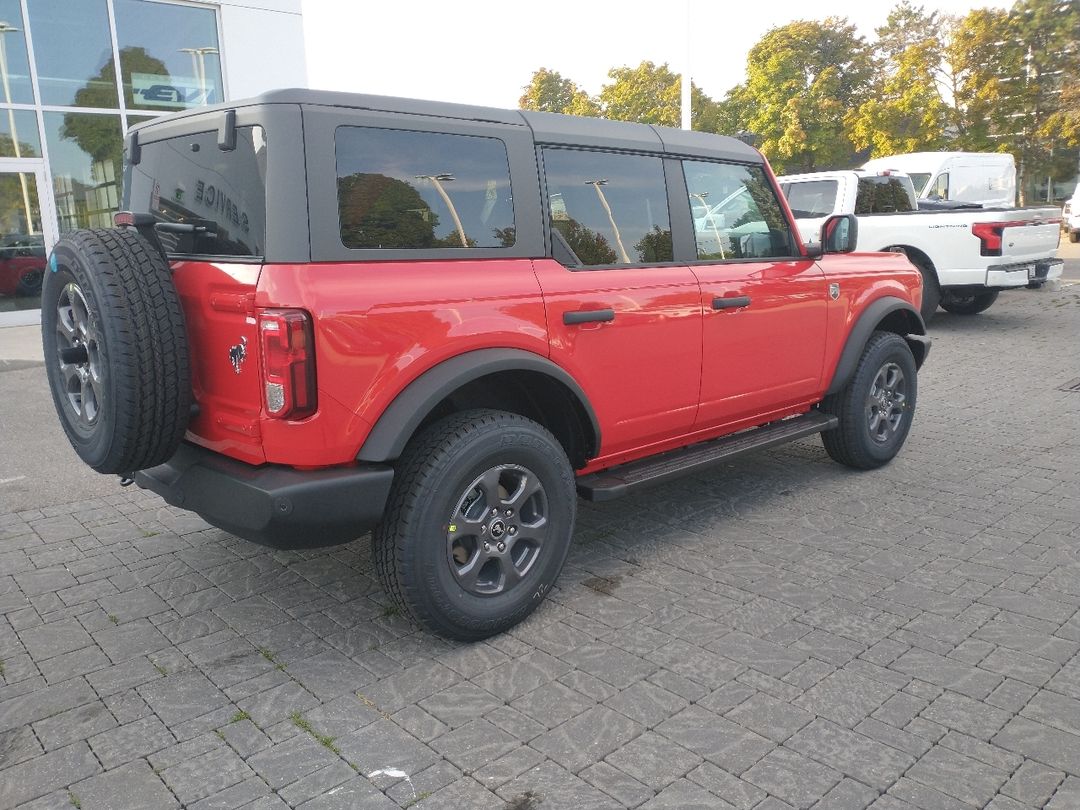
(681, 159), (828, 430)
(535, 147), (702, 459)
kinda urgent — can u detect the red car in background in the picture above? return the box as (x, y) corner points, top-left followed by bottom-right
(0, 234), (46, 298)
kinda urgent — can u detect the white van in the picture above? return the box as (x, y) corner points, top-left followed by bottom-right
(862, 152), (1016, 208)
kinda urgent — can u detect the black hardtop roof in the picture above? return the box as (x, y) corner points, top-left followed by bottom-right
(131, 87), (763, 164)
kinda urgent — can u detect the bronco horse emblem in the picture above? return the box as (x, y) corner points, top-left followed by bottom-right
(229, 336), (247, 374)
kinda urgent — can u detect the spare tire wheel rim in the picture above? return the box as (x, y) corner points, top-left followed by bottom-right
(55, 282), (103, 427)
(866, 361), (905, 443)
(446, 464), (548, 596)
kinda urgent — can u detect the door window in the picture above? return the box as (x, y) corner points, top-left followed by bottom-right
(542, 148), (672, 267)
(0, 169), (47, 312)
(929, 173), (950, 200)
(682, 161), (795, 260)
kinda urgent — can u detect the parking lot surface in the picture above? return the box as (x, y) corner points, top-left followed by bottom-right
(2, 282), (1080, 809)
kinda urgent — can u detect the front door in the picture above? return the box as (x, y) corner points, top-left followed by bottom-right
(536, 147), (702, 462)
(681, 159), (828, 430)
(0, 160), (56, 320)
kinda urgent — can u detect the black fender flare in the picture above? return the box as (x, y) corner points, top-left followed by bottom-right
(825, 296), (929, 396)
(356, 348), (601, 462)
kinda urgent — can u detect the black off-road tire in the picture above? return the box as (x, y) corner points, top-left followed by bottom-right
(1069, 230), (1079, 243)
(41, 229), (191, 474)
(373, 409), (576, 641)
(940, 289), (1000, 315)
(820, 331), (918, 470)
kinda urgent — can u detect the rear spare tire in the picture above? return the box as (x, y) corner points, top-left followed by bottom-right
(41, 228), (191, 474)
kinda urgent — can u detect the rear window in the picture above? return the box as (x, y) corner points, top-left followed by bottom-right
(125, 126), (267, 257)
(855, 176), (916, 214)
(781, 180), (839, 218)
(335, 127), (515, 250)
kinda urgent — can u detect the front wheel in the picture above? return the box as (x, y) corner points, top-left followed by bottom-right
(1070, 231), (1079, 243)
(373, 409), (576, 640)
(821, 331), (918, 470)
(940, 289), (999, 315)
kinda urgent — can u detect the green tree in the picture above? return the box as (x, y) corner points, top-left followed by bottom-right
(598, 61), (719, 130)
(739, 18), (874, 172)
(847, 4), (950, 157)
(519, 68), (598, 115)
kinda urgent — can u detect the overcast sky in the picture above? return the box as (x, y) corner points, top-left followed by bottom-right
(301, 0), (1009, 109)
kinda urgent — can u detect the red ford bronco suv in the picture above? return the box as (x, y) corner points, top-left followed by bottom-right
(42, 90), (929, 640)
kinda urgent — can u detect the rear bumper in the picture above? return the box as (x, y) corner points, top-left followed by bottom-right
(134, 443), (394, 549)
(985, 259), (1063, 288)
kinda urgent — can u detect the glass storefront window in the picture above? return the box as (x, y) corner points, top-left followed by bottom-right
(43, 110), (122, 232)
(0, 0), (35, 105)
(27, 0), (118, 108)
(115, 0), (222, 113)
(0, 108), (40, 158)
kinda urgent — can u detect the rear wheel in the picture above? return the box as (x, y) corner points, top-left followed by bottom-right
(15, 267), (43, 298)
(821, 331), (917, 470)
(940, 288), (999, 315)
(373, 409), (576, 640)
(1070, 230), (1079, 243)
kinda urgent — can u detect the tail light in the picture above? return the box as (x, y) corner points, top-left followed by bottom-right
(258, 309), (317, 420)
(972, 219), (1046, 257)
(971, 222), (1005, 256)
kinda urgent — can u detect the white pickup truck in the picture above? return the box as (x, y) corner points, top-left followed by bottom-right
(777, 170), (1063, 319)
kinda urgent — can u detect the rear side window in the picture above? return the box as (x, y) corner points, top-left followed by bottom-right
(336, 127), (515, 249)
(126, 126), (267, 257)
(782, 180), (838, 218)
(856, 176), (916, 214)
(683, 161), (795, 260)
(542, 148), (672, 266)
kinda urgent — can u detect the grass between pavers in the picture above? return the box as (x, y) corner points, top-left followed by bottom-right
(258, 647), (286, 671)
(67, 791), (80, 808)
(289, 710), (340, 755)
(229, 709), (251, 724)
(402, 791), (432, 808)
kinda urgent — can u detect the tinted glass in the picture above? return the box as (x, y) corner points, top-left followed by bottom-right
(27, 0), (118, 108)
(543, 148), (671, 266)
(44, 111), (123, 232)
(929, 173), (949, 200)
(683, 161), (794, 260)
(782, 180), (838, 218)
(336, 127), (514, 250)
(114, 0), (223, 112)
(0, 1), (35, 104)
(855, 176), (916, 214)
(0, 109), (41, 159)
(126, 126), (267, 256)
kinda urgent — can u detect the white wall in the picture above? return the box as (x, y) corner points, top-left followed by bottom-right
(215, 0), (307, 99)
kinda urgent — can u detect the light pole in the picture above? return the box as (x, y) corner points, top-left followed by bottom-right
(586, 179), (630, 263)
(416, 173), (468, 247)
(690, 191), (726, 259)
(179, 46), (218, 105)
(0, 22), (35, 236)
(681, 0), (691, 130)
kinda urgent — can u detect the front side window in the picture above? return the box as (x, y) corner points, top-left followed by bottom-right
(543, 148), (672, 266)
(929, 173), (950, 200)
(781, 180), (838, 218)
(683, 161), (795, 260)
(336, 127), (515, 250)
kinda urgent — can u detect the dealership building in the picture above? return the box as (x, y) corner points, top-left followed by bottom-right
(0, 0), (306, 324)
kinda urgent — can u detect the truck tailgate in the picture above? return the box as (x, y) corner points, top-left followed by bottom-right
(1001, 218), (1060, 262)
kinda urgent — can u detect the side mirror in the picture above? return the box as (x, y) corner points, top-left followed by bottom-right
(821, 214), (858, 254)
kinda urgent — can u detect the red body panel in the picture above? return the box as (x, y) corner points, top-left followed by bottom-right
(532, 258), (702, 457)
(0, 255), (44, 296)
(174, 250), (921, 474)
(691, 258), (828, 429)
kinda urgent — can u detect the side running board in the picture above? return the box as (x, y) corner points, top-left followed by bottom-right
(576, 411), (838, 502)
